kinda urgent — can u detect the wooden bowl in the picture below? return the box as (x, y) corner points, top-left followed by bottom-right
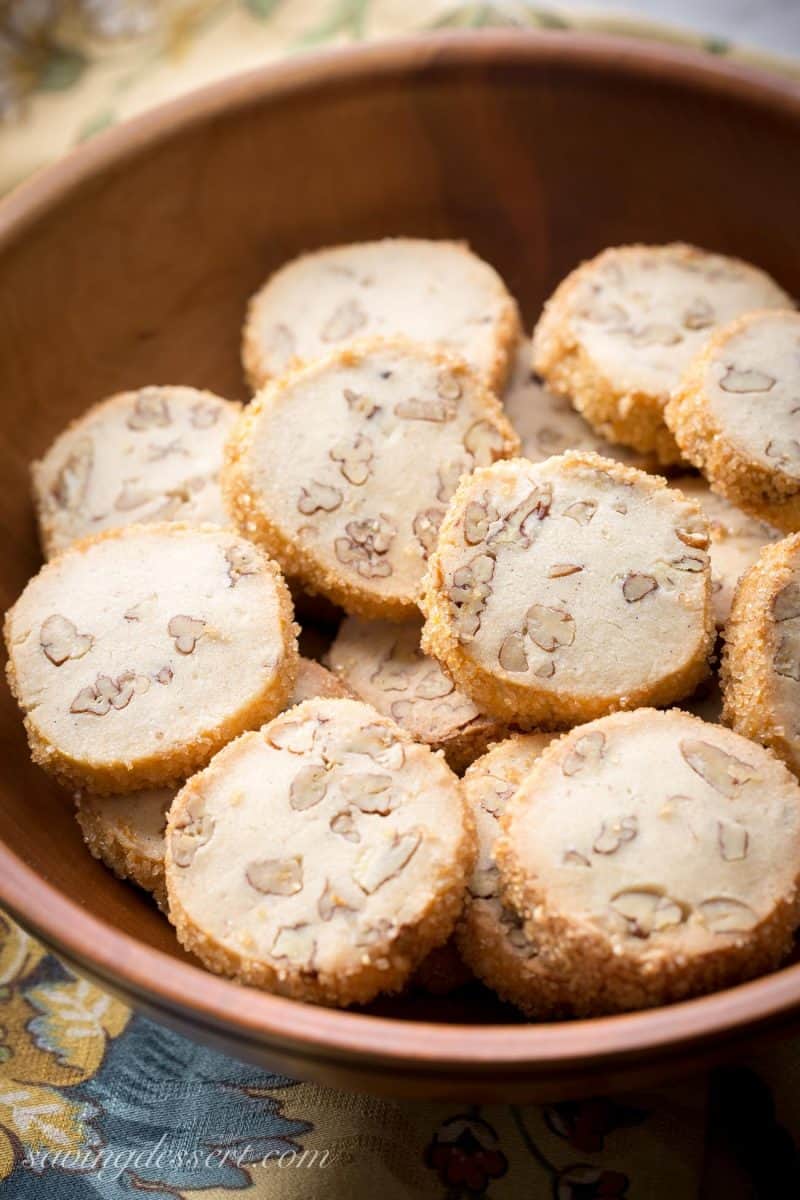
(1, 31), (799, 1101)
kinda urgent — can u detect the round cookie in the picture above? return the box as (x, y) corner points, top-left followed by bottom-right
(722, 533), (800, 777)
(327, 616), (510, 772)
(667, 310), (800, 532)
(32, 386), (241, 558)
(421, 451), (714, 726)
(504, 340), (656, 471)
(497, 708), (800, 1016)
(671, 475), (779, 627)
(456, 733), (558, 1014)
(532, 244), (791, 465)
(164, 698), (473, 1006)
(223, 338), (519, 620)
(4, 523), (298, 793)
(242, 238), (521, 393)
(74, 658), (351, 907)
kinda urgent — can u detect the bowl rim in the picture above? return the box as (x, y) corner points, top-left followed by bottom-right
(2, 28), (800, 1079)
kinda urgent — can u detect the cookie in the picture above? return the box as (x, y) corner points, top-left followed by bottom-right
(164, 698), (473, 1006)
(722, 533), (800, 777)
(4, 523), (298, 793)
(666, 310), (800, 532)
(672, 475), (779, 626)
(327, 615), (509, 772)
(456, 733), (557, 1014)
(532, 244), (791, 465)
(242, 238), (521, 393)
(503, 340), (656, 471)
(32, 386), (241, 558)
(223, 338), (519, 620)
(421, 451), (714, 726)
(74, 658), (350, 907)
(496, 708), (800, 1015)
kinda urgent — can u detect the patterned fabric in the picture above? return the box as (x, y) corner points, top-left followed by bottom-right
(2, 2), (800, 1196)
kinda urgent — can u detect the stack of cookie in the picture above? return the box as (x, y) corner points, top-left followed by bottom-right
(5, 237), (800, 1018)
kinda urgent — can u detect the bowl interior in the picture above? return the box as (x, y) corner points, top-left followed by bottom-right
(1, 32), (800, 1087)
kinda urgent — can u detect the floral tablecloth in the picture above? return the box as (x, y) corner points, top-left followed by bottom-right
(2, 3), (800, 1197)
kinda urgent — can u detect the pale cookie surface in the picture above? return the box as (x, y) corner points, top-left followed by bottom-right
(165, 698), (472, 1006)
(4, 524), (297, 793)
(672, 475), (779, 626)
(224, 339), (519, 619)
(457, 733), (557, 1014)
(74, 658), (346, 905)
(667, 311), (800, 532)
(32, 386), (241, 558)
(532, 244), (790, 465)
(723, 534), (800, 778)
(327, 616), (508, 772)
(421, 452), (714, 726)
(504, 341), (654, 470)
(242, 238), (520, 392)
(497, 708), (800, 1015)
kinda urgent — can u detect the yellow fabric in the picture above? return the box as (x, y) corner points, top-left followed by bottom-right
(2, 4), (800, 1197)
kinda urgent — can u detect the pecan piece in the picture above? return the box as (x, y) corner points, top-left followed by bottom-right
(168, 615), (205, 655)
(40, 615), (93, 666)
(525, 604), (575, 652)
(127, 389), (170, 430)
(297, 480), (342, 515)
(170, 794), (214, 867)
(52, 439), (93, 511)
(289, 764), (328, 811)
(334, 516), (396, 578)
(353, 829), (421, 894)
(562, 731), (606, 776)
(412, 508), (444, 558)
(321, 298), (367, 342)
(680, 739), (755, 798)
(448, 553), (495, 641)
(246, 856), (303, 896)
(719, 366), (776, 394)
(622, 573), (658, 602)
(330, 434), (373, 485)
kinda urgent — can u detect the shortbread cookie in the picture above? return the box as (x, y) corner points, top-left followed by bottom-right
(532, 244), (790, 465)
(224, 339), (519, 620)
(76, 787), (172, 911)
(672, 476), (779, 626)
(497, 708), (800, 1015)
(504, 341), (656, 471)
(456, 733), (557, 1014)
(327, 616), (509, 772)
(74, 658), (349, 907)
(421, 452), (714, 726)
(32, 386), (241, 558)
(242, 238), (520, 392)
(722, 534), (800, 777)
(667, 311), (800, 532)
(4, 524), (298, 793)
(165, 698), (473, 1006)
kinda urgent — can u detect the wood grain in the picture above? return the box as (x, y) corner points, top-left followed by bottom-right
(0, 31), (799, 1099)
